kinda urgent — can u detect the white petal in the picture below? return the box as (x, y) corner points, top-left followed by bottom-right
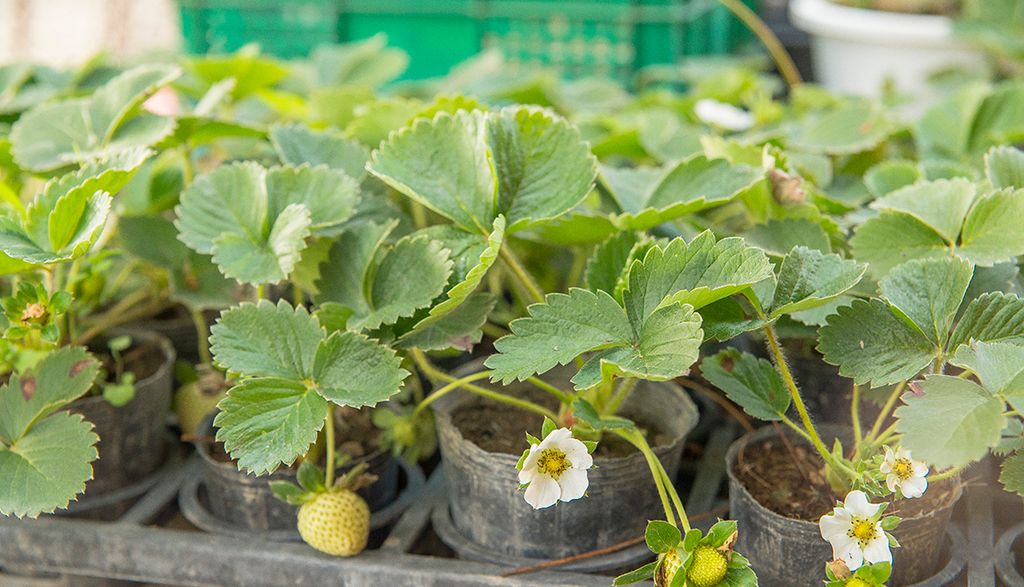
(863, 535), (892, 565)
(897, 447), (912, 460)
(561, 438), (593, 470)
(835, 537), (865, 571)
(819, 510), (852, 542)
(886, 474), (899, 493)
(524, 475), (560, 509)
(883, 446), (895, 464)
(694, 99), (755, 131)
(518, 446), (541, 483)
(912, 461), (929, 477)
(901, 475), (928, 498)
(844, 491), (881, 518)
(879, 461), (892, 474)
(537, 428), (572, 450)
(556, 468), (589, 502)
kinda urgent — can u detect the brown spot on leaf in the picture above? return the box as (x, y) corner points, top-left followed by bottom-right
(70, 360), (93, 377)
(21, 376), (36, 401)
(859, 121), (874, 134)
(720, 355), (735, 372)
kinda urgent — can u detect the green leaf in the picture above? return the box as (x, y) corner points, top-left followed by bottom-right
(850, 210), (950, 277)
(864, 159), (921, 198)
(702, 349), (790, 421)
(210, 300), (323, 380)
(999, 451), (1024, 497)
(948, 292), (1024, 352)
(985, 146), (1024, 189)
(622, 231), (774, 319)
(186, 47), (288, 101)
(951, 341), (1024, 397)
(312, 330), (409, 407)
(0, 347), (99, 447)
(369, 107), (595, 234)
(269, 123), (368, 180)
(176, 162), (358, 284)
(645, 520), (682, 553)
(870, 179), (976, 243)
(269, 480), (309, 505)
(397, 292), (496, 351)
(704, 520), (738, 547)
(0, 412), (98, 518)
(485, 288), (634, 385)
(894, 375), (1005, 468)
(790, 102), (895, 155)
(818, 299), (936, 387)
(584, 230), (647, 297)
(958, 188), (1024, 265)
(10, 65), (179, 172)
(311, 35), (408, 88)
(745, 219), (832, 257)
(213, 378), (327, 475)
(769, 247), (866, 317)
(613, 562), (658, 585)
(315, 220), (396, 324)
(879, 257), (973, 346)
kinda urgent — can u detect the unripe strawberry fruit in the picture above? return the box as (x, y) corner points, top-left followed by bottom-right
(686, 545), (728, 587)
(297, 488), (370, 556)
(657, 550), (684, 587)
(846, 579), (872, 587)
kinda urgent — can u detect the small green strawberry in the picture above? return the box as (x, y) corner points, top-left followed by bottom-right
(686, 545), (728, 587)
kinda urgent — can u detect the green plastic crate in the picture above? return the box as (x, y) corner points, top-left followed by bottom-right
(178, 0), (756, 80)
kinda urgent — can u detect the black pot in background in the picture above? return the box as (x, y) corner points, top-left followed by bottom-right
(433, 362), (700, 560)
(727, 425), (961, 586)
(69, 330), (175, 498)
(193, 416), (400, 531)
(129, 306), (204, 365)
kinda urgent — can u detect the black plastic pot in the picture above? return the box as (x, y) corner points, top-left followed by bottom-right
(996, 521), (1024, 586)
(193, 416), (401, 532)
(129, 306), (209, 365)
(69, 331), (175, 498)
(788, 353), (852, 424)
(433, 362), (699, 561)
(727, 426), (961, 586)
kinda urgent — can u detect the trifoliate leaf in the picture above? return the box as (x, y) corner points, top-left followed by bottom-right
(0, 413), (98, 518)
(0, 150), (149, 264)
(999, 452), (1024, 497)
(894, 375), (1005, 468)
(368, 107), (595, 234)
(622, 231), (774, 320)
(645, 520), (682, 554)
(10, 65), (179, 172)
(818, 299), (936, 387)
(269, 123), (368, 180)
(312, 331), (409, 407)
(769, 246), (866, 317)
(176, 162), (359, 284)
(870, 179), (976, 243)
(951, 341), (1024, 399)
(985, 146), (1024, 189)
(948, 292), (1024, 352)
(879, 257), (973, 346)
(213, 378), (327, 475)
(210, 300), (323, 379)
(702, 349), (790, 421)
(584, 230), (648, 298)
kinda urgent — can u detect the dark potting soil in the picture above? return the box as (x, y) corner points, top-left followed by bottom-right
(450, 388), (673, 458)
(85, 335), (167, 397)
(735, 434), (960, 522)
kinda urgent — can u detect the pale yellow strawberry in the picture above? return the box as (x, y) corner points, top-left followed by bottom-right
(297, 488), (370, 557)
(657, 550), (684, 587)
(686, 545), (728, 587)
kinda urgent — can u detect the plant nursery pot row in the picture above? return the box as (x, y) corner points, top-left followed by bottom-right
(431, 362), (699, 561)
(728, 425), (962, 586)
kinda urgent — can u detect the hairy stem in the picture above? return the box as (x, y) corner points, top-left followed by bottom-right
(324, 404), (336, 488)
(499, 245), (544, 304)
(717, 0), (803, 89)
(413, 371), (493, 418)
(526, 376), (573, 404)
(852, 383), (862, 451)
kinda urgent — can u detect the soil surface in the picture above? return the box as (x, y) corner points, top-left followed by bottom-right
(450, 387), (673, 458)
(83, 335), (167, 398)
(735, 432), (959, 522)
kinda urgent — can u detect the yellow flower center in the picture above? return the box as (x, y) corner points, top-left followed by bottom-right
(893, 458), (913, 480)
(848, 518), (877, 545)
(536, 448), (571, 479)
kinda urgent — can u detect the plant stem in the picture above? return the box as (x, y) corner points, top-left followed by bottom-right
(779, 414), (815, 445)
(413, 371), (494, 417)
(499, 245), (544, 304)
(526, 376), (573, 404)
(868, 381), (907, 441)
(255, 284), (265, 301)
(851, 383), (862, 450)
(77, 296), (172, 346)
(605, 378), (638, 415)
(324, 404), (336, 488)
(654, 456), (690, 532)
(717, 0), (803, 90)
(190, 307), (211, 365)
(617, 429), (676, 527)
(763, 325), (831, 462)
(928, 466), (962, 482)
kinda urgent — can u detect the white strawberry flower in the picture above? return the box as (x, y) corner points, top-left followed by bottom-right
(819, 490), (892, 571)
(880, 446), (928, 498)
(694, 98), (755, 131)
(518, 427), (593, 509)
